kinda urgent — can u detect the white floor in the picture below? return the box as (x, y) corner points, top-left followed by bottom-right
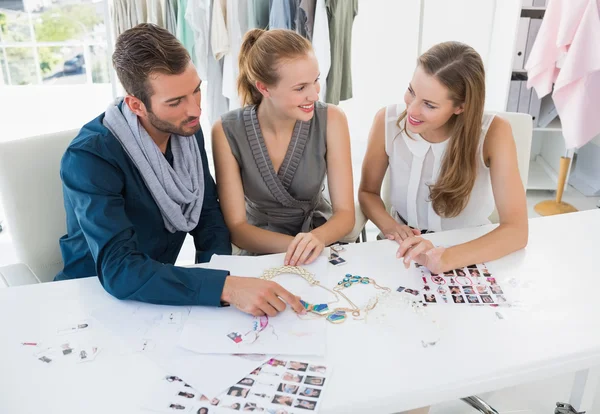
(0, 187), (599, 413)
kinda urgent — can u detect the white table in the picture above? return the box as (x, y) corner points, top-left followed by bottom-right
(1, 210), (600, 413)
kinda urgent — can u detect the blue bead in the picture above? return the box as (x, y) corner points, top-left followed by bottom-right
(345, 274), (352, 277)
(344, 282), (351, 287)
(312, 304), (329, 314)
(343, 278), (349, 282)
(360, 279), (369, 284)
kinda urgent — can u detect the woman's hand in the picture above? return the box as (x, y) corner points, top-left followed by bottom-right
(284, 232), (325, 266)
(396, 236), (447, 274)
(382, 223), (421, 243)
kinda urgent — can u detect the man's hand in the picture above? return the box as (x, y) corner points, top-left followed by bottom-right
(221, 276), (306, 317)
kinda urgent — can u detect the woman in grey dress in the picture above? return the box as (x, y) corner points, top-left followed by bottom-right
(211, 29), (354, 265)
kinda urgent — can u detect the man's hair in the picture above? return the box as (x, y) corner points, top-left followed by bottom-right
(112, 23), (191, 108)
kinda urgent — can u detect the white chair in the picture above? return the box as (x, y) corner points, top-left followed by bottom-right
(356, 112), (533, 238)
(0, 129), (78, 285)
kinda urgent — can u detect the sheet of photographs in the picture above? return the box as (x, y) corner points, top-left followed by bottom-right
(142, 358), (330, 413)
(414, 262), (508, 306)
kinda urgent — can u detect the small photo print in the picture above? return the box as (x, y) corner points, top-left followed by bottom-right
(166, 375), (184, 383)
(168, 403), (190, 411)
(304, 375), (325, 386)
(486, 277), (497, 285)
(328, 257), (346, 266)
(227, 386), (249, 398)
(287, 361), (308, 372)
(455, 269), (466, 277)
(404, 288), (419, 296)
(277, 383), (299, 395)
(496, 294), (507, 303)
(299, 387), (322, 398)
(467, 295), (480, 304)
(462, 286), (475, 295)
(38, 356), (52, 363)
(452, 295), (465, 304)
(308, 365), (327, 374)
(449, 286), (461, 295)
(177, 391), (195, 399)
(271, 394), (293, 406)
(251, 392), (272, 400)
(196, 408), (210, 414)
(220, 402), (241, 410)
(443, 270), (455, 276)
(294, 398), (317, 411)
(480, 295), (494, 304)
(476, 285), (489, 294)
(267, 358), (287, 368)
(227, 332), (243, 344)
(432, 276), (445, 285)
(423, 285), (431, 291)
(424, 294), (437, 303)
(467, 264), (478, 269)
(396, 286), (406, 293)
(490, 286), (504, 295)
(469, 269), (480, 277)
(282, 372), (303, 383)
(250, 366), (261, 375)
(437, 286), (447, 295)
(237, 377), (255, 387)
(242, 402), (262, 412)
(481, 268), (491, 277)
(61, 343), (74, 356)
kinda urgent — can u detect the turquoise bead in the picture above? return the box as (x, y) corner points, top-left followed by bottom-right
(345, 274), (352, 277)
(343, 277), (349, 282)
(343, 282), (351, 287)
(337, 281), (344, 285)
(360, 279), (369, 284)
(300, 300), (311, 309)
(311, 304), (329, 315)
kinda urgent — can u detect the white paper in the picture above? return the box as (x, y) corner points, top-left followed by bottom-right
(180, 255), (330, 356)
(90, 300), (267, 398)
(142, 357), (332, 413)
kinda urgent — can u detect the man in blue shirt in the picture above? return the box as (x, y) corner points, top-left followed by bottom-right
(56, 24), (303, 317)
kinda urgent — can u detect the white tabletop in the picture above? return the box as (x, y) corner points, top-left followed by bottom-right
(1, 210), (599, 413)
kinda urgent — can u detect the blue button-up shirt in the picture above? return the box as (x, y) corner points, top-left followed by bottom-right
(55, 112), (232, 306)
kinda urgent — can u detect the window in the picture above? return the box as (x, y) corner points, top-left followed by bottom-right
(0, 0), (110, 86)
(0, 1), (114, 141)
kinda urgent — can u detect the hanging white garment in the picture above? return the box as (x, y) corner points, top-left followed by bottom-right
(211, 0), (229, 61)
(186, 0), (210, 80)
(222, 0), (248, 110)
(384, 104), (496, 232)
(206, 0), (230, 124)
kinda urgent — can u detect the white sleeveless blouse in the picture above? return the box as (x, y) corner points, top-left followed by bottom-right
(384, 104), (495, 232)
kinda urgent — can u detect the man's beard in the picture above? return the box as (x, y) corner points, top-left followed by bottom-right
(147, 110), (200, 137)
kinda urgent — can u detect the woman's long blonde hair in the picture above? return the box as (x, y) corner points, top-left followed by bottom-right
(237, 28), (312, 107)
(398, 41), (486, 218)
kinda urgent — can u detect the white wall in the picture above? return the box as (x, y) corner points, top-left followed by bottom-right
(337, 0), (422, 190)
(335, 0), (519, 190)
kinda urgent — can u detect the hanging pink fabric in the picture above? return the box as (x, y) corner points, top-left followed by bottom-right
(525, 0), (600, 149)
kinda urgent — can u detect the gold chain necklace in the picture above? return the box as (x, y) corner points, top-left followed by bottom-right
(260, 266), (391, 324)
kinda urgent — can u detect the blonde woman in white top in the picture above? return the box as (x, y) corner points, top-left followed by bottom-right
(359, 41), (528, 276)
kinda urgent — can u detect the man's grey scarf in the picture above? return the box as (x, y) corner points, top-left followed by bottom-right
(103, 99), (204, 233)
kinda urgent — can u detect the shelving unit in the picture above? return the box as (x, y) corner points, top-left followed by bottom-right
(508, 0), (571, 193)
